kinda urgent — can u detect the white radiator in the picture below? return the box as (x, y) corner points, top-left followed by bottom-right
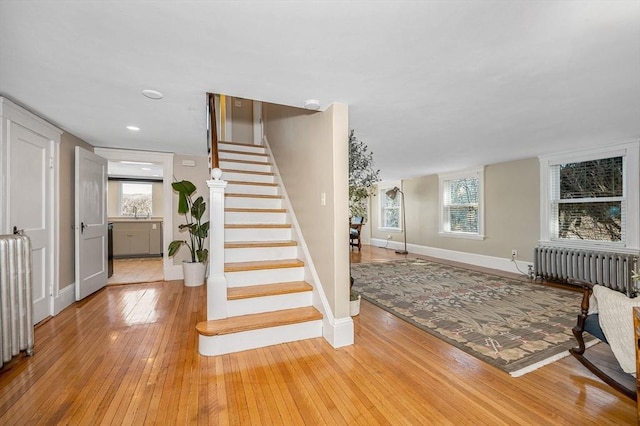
(0, 234), (34, 368)
(534, 246), (638, 296)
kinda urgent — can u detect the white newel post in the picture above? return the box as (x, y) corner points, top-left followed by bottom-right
(207, 168), (227, 320)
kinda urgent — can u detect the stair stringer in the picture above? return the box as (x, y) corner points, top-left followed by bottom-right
(262, 136), (354, 348)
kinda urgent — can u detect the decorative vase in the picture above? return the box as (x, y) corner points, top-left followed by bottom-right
(349, 294), (361, 316)
(182, 261), (206, 287)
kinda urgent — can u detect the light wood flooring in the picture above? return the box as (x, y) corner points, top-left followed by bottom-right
(0, 246), (636, 424)
(108, 257), (163, 285)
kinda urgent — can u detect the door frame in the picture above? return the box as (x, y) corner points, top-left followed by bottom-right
(0, 97), (62, 321)
(93, 148), (175, 280)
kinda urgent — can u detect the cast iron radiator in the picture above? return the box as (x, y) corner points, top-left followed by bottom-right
(0, 234), (34, 368)
(533, 246), (638, 296)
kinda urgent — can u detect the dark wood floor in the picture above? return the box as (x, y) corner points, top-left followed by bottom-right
(0, 245), (636, 424)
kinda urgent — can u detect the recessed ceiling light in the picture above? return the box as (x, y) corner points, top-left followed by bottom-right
(141, 167), (151, 171)
(126, 125), (140, 131)
(142, 89), (163, 100)
(304, 99), (320, 110)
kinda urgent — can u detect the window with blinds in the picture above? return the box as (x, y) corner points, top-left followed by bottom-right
(380, 187), (400, 229)
(551, 156), (624, 242)
(439, 168), (484, 239)
(443, 177), (479, 233)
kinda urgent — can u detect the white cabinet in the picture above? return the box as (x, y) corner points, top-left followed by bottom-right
(112, 221), (162, 257)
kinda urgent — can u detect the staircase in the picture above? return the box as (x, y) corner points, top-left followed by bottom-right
(196, 141), (323, 356)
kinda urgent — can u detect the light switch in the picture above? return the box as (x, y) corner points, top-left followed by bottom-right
(320, 192), (326, 206)
(152, 223), (157, 229)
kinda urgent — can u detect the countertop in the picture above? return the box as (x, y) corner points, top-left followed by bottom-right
(108, 217), (164, 223)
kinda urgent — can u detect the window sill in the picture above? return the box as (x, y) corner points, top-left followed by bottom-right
(439, 231), (485, 241)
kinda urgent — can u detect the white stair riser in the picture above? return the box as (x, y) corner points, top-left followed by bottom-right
(226, 267), (304, 287)
(198, 320), (322, 356)
(218, 143), (266, 155)
(225, 211), (287, 224)
(219, 160), (271, 173)
(225, 227), (292, 241)
(225, 196), (282, 209)
(227, 292), (312, 316)
(222, 171), (274, 184)
(226, 183), (279, 196)
(225, 246), (298, 263)
(220, 151), (269, 163)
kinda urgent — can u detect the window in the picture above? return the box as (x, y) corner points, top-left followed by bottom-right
(554, 156), (623, 242)
(379, 185), (401, 230)
(439, 168), (484, 240)
(540, 143), (639, 249)
(121, 182), (153, 217)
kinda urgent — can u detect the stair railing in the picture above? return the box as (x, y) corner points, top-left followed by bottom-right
(207, 92), (227, 320)
(207, 92), (219, 170)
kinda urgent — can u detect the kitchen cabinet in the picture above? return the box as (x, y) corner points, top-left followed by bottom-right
(112, 221), (163, 257)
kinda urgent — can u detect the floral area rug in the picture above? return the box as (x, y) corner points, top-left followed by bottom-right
(351, 258), (595, 376)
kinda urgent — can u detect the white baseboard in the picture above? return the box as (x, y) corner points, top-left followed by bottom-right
(370, 238), (533, 277)
(54, 283), (75, 315)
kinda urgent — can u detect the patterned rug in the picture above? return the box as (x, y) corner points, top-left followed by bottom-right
(351, 258), (595, 376)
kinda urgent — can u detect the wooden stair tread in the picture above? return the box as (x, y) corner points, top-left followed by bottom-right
(225, 208), (286, 213)
(226, 193), (282, 199)
(226, 180), (278, 187)
(225, 223), (291, 229)
(223, 168), (274, 176)
(225, 240), (297, 248)
(228, 281), (312, 300)
(219, 140), (263, 148)
(196, 306), (322, 336)
(219, 158), (271, 166)
(225, 259), (304, 272)
(219, 149), (268, 157)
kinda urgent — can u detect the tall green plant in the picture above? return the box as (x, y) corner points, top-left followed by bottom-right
(168, 180), (209, 263)
(349, 129), (380, 219)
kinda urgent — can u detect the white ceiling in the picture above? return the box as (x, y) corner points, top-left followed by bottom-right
(1, 1), (638, 180)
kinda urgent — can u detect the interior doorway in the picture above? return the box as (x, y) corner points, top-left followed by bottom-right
(94, 148), (174, 284)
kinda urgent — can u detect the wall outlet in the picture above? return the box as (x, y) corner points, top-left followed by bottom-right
(511, 249), (518, 258)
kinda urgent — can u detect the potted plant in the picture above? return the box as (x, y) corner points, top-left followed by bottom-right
(349, 288), (361, 316)
(348, 130), (380, 315)
(168, 180), (209, 287)
(349, 129), (380, 219)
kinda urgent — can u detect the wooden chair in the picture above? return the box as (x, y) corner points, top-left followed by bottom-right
(349, 217), (364, 251)
(569, 278), (637, 400)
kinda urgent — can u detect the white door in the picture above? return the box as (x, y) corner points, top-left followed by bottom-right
(75, 147), (108, 300)
(8, 124), (53, 324)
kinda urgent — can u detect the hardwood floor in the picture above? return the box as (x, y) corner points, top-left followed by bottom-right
(0, 246), (635, 424)
(108, 257), (163, 285)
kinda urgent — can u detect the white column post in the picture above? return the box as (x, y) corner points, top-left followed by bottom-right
(207, 168), (227, 320)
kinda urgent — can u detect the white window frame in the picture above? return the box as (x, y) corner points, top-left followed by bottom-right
(120, 181), (154, 217)
(539, 142), (640, 252)
(438, 167), (485, 240)
(378, 182), (402, 232)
